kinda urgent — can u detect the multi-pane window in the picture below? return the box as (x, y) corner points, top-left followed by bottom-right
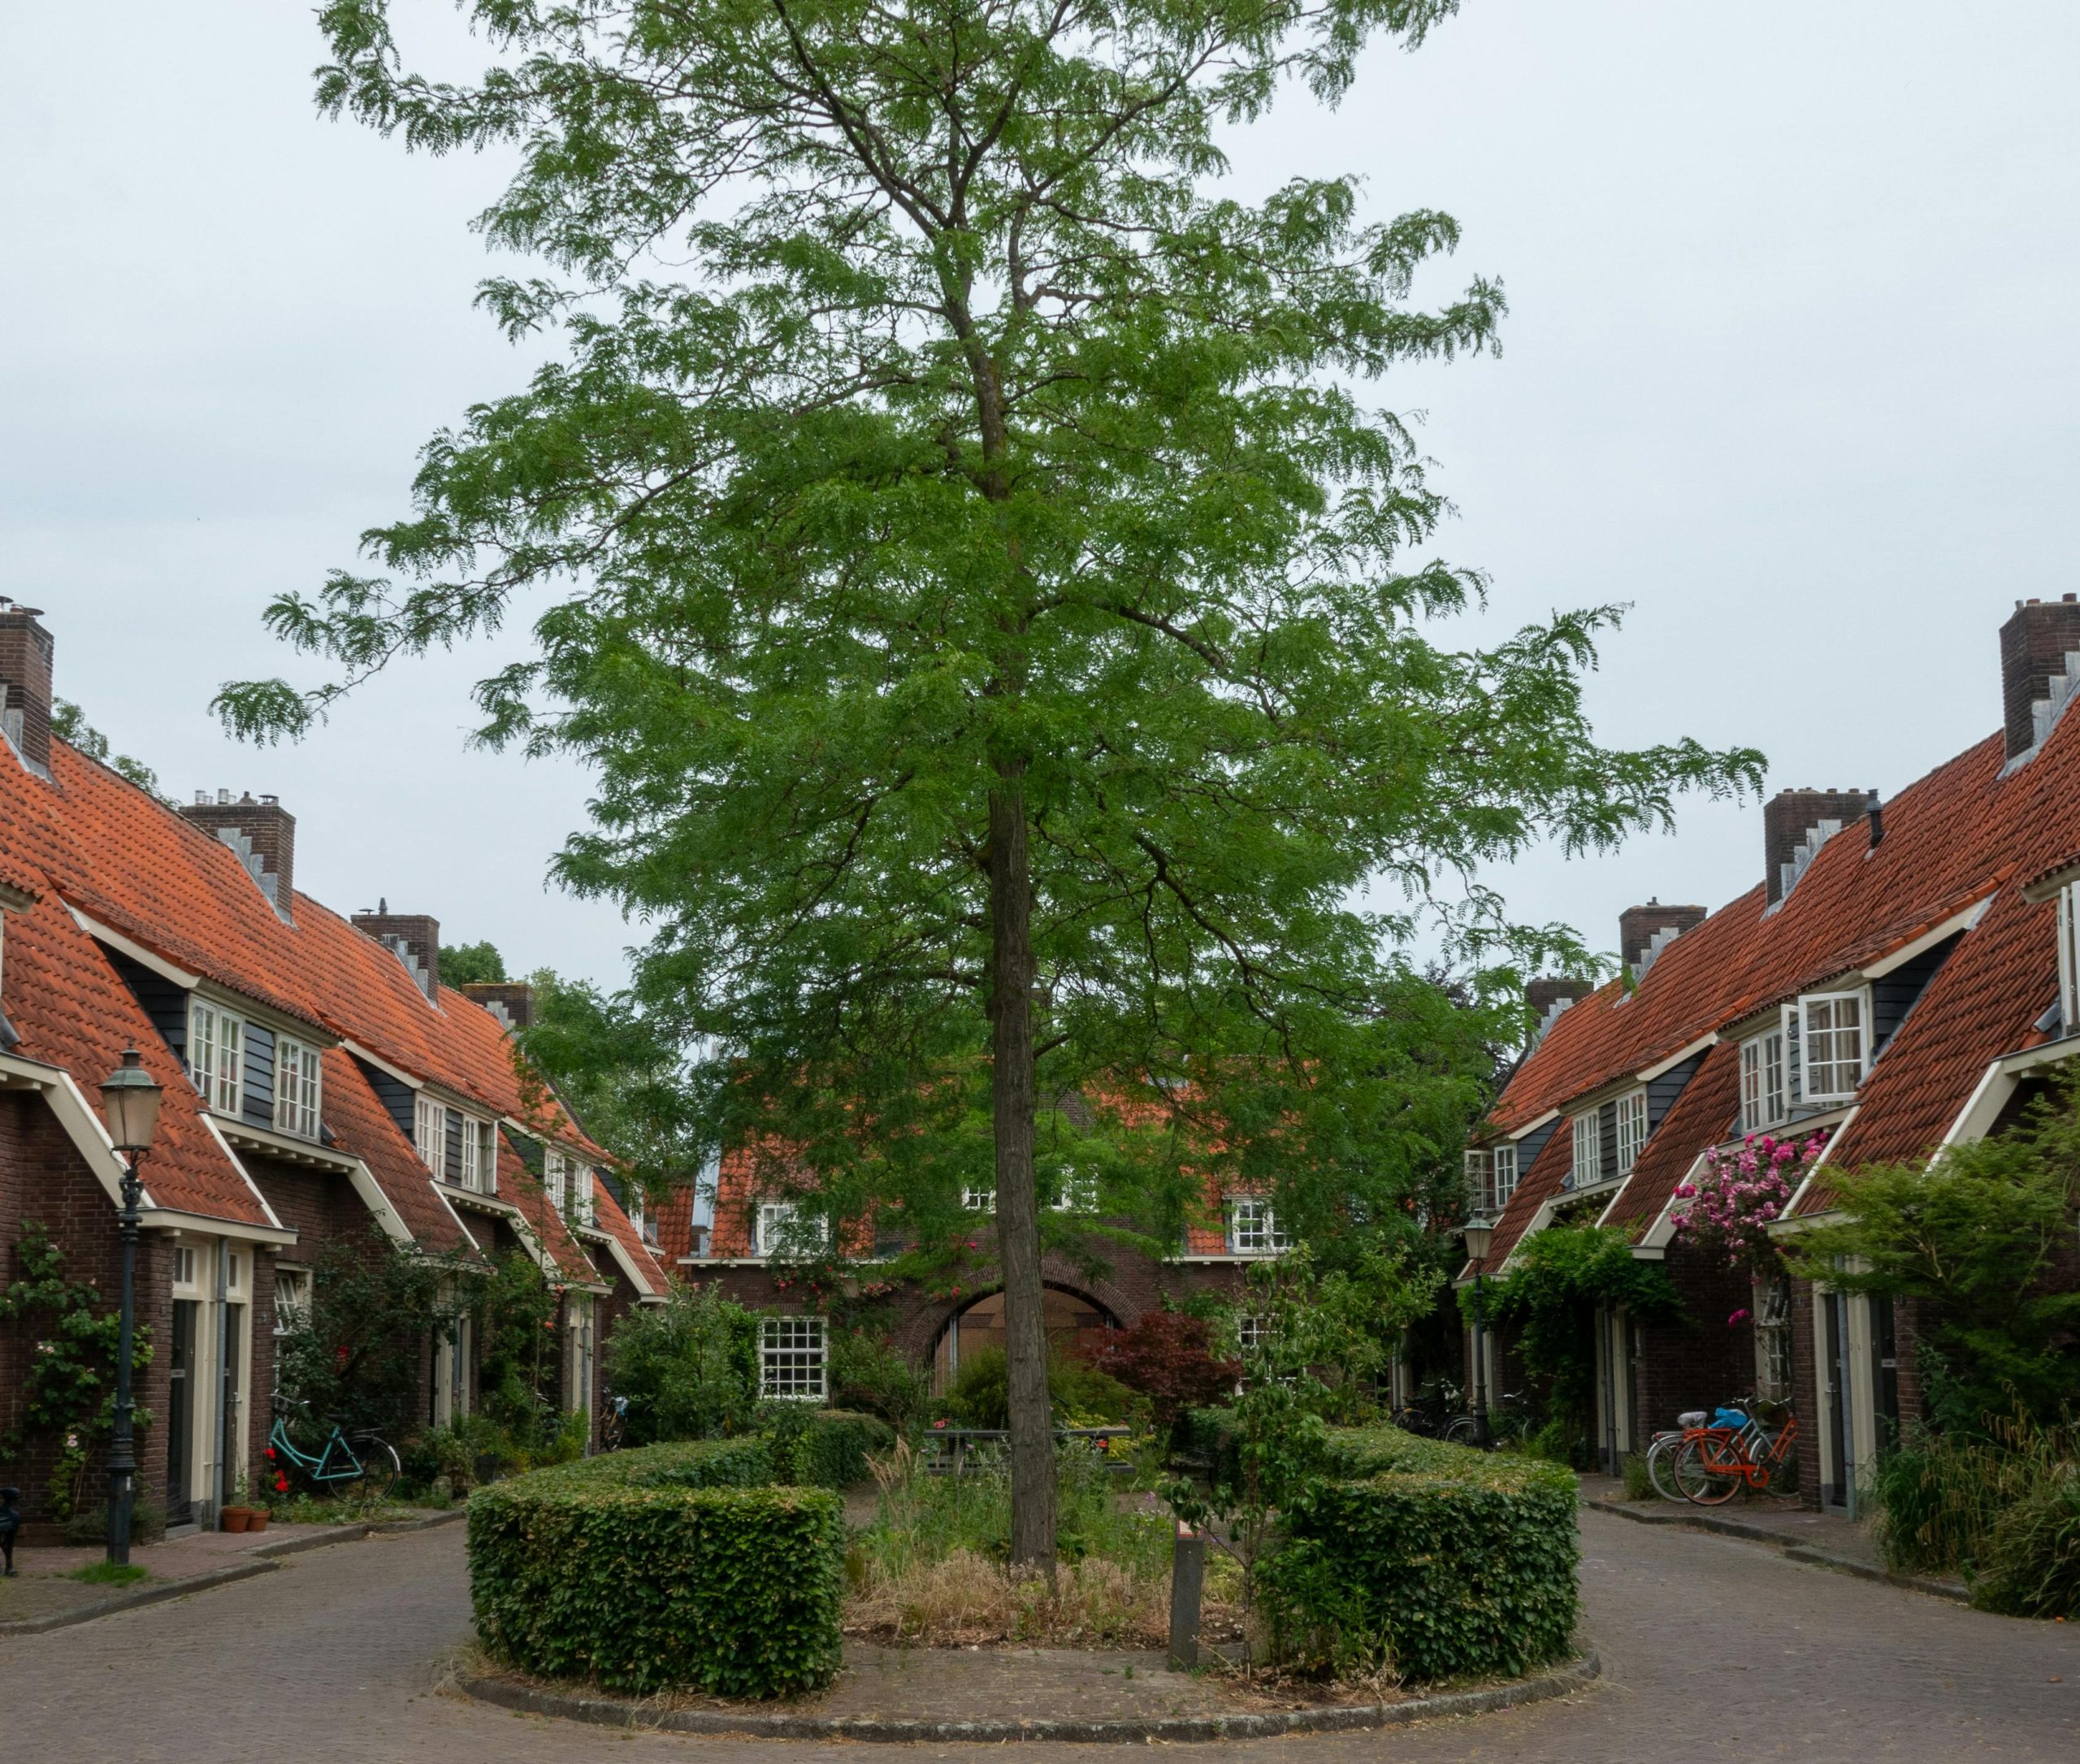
(1800, 993), (1867, 1103)
(414, 1094), (444, 1172)
(188, 999), (244, 1115)
(1615, 1090), (1648, 1177)
(1741, 1031), (1788, 1133)
(756, 1201), (829, 1258)
(1226, 1197), (1289, 1255)
(545, 1147), (593, 1224)
(171, 1246), (198, 1288)
(1235, 1313), (1271, 1354)
(274, 1036), (323, 1139)
(760, 1316), (827, 1400)
(1571, 1110), (1602, 1189)
(961, 1186), (996, 1212)
(273, 1266), (312, 1336)
(1492, 1142), (1518, 1210)
(1754, 1278), (1794, 1402)
(1052, 1169), (1099, 1213)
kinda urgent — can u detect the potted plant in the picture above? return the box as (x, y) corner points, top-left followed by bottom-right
(220, 1476), (255, 1532)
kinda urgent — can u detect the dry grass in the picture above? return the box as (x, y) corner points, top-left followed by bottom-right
(845, 1546), (1183, 1647)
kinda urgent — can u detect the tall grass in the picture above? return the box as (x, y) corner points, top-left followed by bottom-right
(847, 1438), (1211, 1645)
(1870, 1412), (2080, 1617)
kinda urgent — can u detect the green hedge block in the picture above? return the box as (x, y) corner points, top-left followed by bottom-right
(1175, 1405), (1242, 1486)
(1263, 1427), (1580, 1686)
(760, 1406), (895, 1488)
(466, 1441), (841, 1697)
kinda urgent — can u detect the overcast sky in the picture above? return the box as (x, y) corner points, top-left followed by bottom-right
(4, 3), (2077, 990)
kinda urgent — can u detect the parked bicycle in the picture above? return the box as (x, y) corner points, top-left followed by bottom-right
(1674, 1399), (1798, 1505)
(1392, 1378), (1462, 1438)
(269, 1398), (401, 1501)
(600, 1390), (632, 1452)
(1441, 1389), (1538, 1449)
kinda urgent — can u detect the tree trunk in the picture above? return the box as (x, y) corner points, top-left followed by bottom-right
(989, 766), (1057, 1572)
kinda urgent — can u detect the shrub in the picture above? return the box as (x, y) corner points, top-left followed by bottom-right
(942, 1346), (1136, 1428)
(467, 1439), (840, 1697)
(1620, 1450), (1653, 1502)
(1075, 1310), (1239, 1429)
(1173, 1405), (1242, 1486)
(759, 1406), (894, 1488)
(1262, 1427), (1580, 1684)
(828, 1327), (932, 1431)
(1978, 1460), (2080, 1618)
(600, 1283), (761, 1446)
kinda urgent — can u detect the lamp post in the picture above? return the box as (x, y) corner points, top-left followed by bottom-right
(99, 1048), (162, 1565)
(1462, 1215), (1494, 1450)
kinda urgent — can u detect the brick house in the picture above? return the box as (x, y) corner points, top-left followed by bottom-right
(1460, 598), (2080, 1510)
(655, 1112), (1291, 1405)
(0, 602), (668, 1528)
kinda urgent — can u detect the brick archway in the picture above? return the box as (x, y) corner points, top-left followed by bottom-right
(928, 1281), (1119, 1392)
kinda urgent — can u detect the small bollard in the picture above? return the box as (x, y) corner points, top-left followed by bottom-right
(1168, 1519), (1205, 1670)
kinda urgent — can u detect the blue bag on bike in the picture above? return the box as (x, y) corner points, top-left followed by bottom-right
(1714, 1406), (1748, 1430)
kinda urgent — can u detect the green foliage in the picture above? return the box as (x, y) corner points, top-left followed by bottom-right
(1263, 1426), (1580, 1682)
(466, 1250), (567, 1451)
(759, 1406), (895, 1488)
(51, 699), (163, 800)
(600, 1282), (760, 1446)
(1869, 1412), (2080, 1617)
(67, 1560), (150, 1588)
(827, 1325), (933, 1432)
(1, 1224), (151, 1519)
(1620, 1450), (1654, 1502)
(440, 941), (508, 986)
(1788, 1083), (2080, 1430)
(274, 1226), (459, 1437)
(225, 0), (1761, 1569)
(62, 1494), (166, 1548)
(941, 1346), (1136, 1429)
(467, 1441), (841, 1697)
(1474, 1224), (1682, 1443)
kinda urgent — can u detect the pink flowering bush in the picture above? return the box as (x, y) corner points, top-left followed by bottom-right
(1671, 1132), (1827, 1274)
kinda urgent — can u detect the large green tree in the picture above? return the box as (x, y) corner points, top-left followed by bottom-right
(219, 0), (1760, 1568)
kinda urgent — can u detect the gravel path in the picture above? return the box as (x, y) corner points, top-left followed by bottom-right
(3, 1508), (2073, 1761)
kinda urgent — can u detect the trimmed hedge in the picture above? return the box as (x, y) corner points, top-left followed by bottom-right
(760, 1405), (895, 1488)
(1262, 1426), (1580, 1685)
(467, 1440), (843, 1697)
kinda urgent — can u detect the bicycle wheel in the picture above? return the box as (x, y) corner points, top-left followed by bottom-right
(1645, 1434), (1686, 1502)
(345, 1435), (401, 1502)
(1673, 1436), (1744, 1506)
(1441, 1415), (1482, 1447)
(1748, 1432), (1800, 1500)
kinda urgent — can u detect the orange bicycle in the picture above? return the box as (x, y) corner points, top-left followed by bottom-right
(1673, 1402), (1799, 1505)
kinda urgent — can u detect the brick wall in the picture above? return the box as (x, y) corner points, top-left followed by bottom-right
(0, 1094), (173, 1521)
(1628, 1242), (1757, 1444)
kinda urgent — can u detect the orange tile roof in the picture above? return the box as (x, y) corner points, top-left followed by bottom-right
(0, 735), (642, 1268)
(1600, 1038), (1741, 1243)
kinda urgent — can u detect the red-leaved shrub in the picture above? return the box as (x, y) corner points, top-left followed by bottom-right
(1074, 1310), (1240, 1427)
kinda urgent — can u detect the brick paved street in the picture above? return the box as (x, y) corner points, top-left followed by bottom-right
(2, 1510), (2073, 1762)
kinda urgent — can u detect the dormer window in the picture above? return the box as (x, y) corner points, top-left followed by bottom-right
(273, 1035), (323, 1139)
(1226, 1197), (1289, 1256)
(756, 1201), (829, 1259)
(1740, 1029), (1788, 1133)
(1491, 1142), (1518, 1210)
(414, 1094), (498, 1193)
(1615, 1089), (1648, 1177)
(1571, 1109), (1602, 1188)
(188, 999), (245, 1116)
(1800, 991), (1867, 1103)
(546, 1146), (595, 1226)
(2058, 881), (2080, 1034)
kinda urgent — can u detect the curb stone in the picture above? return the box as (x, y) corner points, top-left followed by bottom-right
(457, 1647), (1601, 1743)
(0, 1506), (466, 1636)
(1583, 1496), (1970, 1605)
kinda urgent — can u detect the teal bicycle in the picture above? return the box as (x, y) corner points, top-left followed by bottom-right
(267, 1399), (401, 1501)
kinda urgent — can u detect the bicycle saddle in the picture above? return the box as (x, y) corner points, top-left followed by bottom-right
(1676, 1410), (1707, 1428)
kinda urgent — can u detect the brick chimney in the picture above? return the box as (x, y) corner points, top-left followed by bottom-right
(179, 790), (297, 922)
(1763, 788), (1872, 905)
(0, 601), (55, 778)
(462, 982), (535, 1033)
(1619, 899), (1706, 980)
(351, 903), (441, 1001)
(1526, 977), (1592, 1048)
(1999, 596), (2080, 763)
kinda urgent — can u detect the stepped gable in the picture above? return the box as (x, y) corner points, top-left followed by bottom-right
(1601, 1037), (1744, 1242)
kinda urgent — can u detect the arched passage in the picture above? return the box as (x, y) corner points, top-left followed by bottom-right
(930, 1283), (1119, 1392)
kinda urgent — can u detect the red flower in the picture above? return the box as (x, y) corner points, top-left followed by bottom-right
(273, 1474), (289, 1493)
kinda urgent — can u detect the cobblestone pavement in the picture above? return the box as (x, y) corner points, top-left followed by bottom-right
(2, 1510), (2073, 1762)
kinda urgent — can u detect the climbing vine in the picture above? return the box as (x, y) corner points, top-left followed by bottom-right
(0, 1223), (152, 1518)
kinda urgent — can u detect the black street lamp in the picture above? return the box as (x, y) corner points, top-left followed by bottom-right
(98, 1047), (162, 1565)
(1462, 1214), (1494, 1450)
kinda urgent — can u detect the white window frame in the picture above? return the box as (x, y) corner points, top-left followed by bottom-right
(414, 1094), (445, 1174)
(2060, 882), (2080, 1034)
(1226, 1197), (1289, 1256)
(273, 1035), (323, 1140)
(188, 999), (245, 1116)
(273, 1265), (312, 1337)
(1051, 1169), (1099, 1213)
(759, 1315), (827, 1401)
(1462, 1148), (1491, 1214)
(961, 1185), (996, 1212)
(756, 1200), (830, 1259)
(1492, 1142), (1519, 1210)
(1800, 990), (1869, 1104)
(1571, 1109), (1602, 1189)
(545, 1147), (594, 1225)
(1235, 1312), (1271, 1354)
(1615, 1089), (1648, 1178)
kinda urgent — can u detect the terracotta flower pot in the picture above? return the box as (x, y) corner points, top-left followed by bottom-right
(245, 1512), (269, 1533)
(220, 1506), (252, 1533)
